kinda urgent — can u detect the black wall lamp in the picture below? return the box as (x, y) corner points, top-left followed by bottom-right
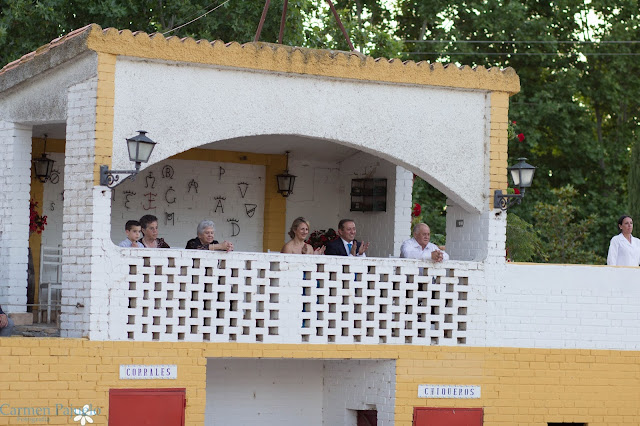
(32, 134), (55, 183)
(276, 151), (296, 197)
(100, 131), (157, 188)
(494, 158), (536, 211)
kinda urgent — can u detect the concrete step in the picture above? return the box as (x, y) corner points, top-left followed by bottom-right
(13, 324), (60, 337)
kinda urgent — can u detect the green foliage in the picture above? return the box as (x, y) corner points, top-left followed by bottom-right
(630, 138), (640, 227)
(0, 0), (310, 66)
(411, 176), (447, 237)
(2, 0), (639, 264)
(505, 213), (544, 262)
(532, 185), (606, 264)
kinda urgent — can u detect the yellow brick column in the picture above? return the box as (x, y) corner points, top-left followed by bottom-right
(489, 91), (510, 209)
(93, 52), (116, 184)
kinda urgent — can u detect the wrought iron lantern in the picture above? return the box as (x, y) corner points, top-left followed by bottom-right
(100, 131), (157, 188)
(32, 134), (55, 183)
(276, 151), (296, 198)
(494, 158), (536, 211)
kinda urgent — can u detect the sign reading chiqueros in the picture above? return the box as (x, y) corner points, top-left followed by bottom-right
(119, 365), (177, 380)
(418, 385), (481, 399)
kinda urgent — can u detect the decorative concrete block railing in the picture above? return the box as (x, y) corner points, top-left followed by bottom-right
(120, 250), (481, 345)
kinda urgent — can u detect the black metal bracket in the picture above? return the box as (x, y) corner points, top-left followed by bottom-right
(100, 164), (140, 188)
(493, 189), (524, 211)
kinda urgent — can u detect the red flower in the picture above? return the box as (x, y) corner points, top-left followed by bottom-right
(514, 188), (520, 194)
(517, 133), (525, 142)
(512, 121), (517, 124)
(29, 200), (47, 234)
(412, 203), (422, 218)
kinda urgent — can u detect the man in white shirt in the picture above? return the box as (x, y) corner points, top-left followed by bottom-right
(400, 223), (449, 262)
(324, 219), (370, 257)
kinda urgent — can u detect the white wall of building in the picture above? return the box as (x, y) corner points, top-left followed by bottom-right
(483, 262), (640, 350)
(108, 159), (265, 252)
(285, 157), (341, 243)
(0, 122), (32, 312)
(111, 58), (490, 213)
(205, 359), (324, 426)
(205, 358), (395, 426)
(323, 360), (396, 426)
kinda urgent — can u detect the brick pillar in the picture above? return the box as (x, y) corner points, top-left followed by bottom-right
(0, 122), (32, 313)
(60, 77), (103, 338)
(393, 166), (413, 257)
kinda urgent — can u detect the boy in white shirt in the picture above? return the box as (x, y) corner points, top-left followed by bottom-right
(119, 220), (142, 248)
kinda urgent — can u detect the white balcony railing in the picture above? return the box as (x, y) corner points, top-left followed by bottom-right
(119, 250), (482, 345)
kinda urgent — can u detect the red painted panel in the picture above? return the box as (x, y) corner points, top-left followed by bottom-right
(109, 388), (186, 426)
(413, 407), (483, 426)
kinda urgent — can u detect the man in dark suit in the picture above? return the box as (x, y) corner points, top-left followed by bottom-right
(324, 219), (370, 256)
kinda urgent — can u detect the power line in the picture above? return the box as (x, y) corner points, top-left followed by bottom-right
(163, 0), (233, 36)
(404, 40), (640, 44)
(404, 51), (640, 56)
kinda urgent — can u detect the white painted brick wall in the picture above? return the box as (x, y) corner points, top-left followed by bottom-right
(0, 121), (32, 312)
(322, 360), (396, 426)
(445, 203), (505, 262)
(109, 159), (265, 251)
(393, 166), (413, 257)
(60, 77), (99, 338)
(205, 359), (324, 426)
(205, 358), (395, 426)
(484, 262), (640, 350)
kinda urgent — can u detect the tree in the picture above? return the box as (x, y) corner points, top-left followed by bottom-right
(400, 0), (639, 262)
(0, 0), (311, 66)
(533, 185), (605, 264)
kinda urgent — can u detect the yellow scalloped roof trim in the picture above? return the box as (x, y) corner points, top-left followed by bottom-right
(85, 24), (519, 94)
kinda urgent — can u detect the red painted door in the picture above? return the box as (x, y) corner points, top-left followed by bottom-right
(109, 388), (186, 426)
(413, 407), (483, 426)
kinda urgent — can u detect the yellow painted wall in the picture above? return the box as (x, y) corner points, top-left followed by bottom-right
(489, 92), (510, 209)
(29, 138), (65, 307)
(1, 339), (639, 425)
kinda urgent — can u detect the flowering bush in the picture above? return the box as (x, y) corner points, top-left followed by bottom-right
(508, 120), (525, 142)
(412, 203), (422, 217)
(29, 200), (47, 234)
(305, 228), (339, 250)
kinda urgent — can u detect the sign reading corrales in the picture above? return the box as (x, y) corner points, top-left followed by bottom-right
(119, 365), (177, 380)
(418, 385), (480, 399)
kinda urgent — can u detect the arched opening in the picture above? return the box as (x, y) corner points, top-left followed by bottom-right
(106, 133), (461, 258)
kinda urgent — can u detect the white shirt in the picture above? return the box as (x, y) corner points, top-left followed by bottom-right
(400, 238), (449, 262)
(341, 238), (366, 257)
(607, 233), (640, 266)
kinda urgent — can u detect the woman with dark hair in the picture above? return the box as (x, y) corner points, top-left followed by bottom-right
(281, 217), (325, 255)
(607, 215), (640, 266)
(139, 214), (170, 248)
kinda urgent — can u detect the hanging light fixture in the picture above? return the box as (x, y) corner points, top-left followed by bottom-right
(100, 131), (158, 188)
(494, 158), (537, 210)
(276, 151), (296, 197)
(32, 134), (56, 183)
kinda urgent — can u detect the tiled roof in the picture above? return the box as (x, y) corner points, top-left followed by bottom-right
(1, 24), (520, 94)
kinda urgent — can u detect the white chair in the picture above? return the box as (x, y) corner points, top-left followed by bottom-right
(39, 245), (62, 323)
